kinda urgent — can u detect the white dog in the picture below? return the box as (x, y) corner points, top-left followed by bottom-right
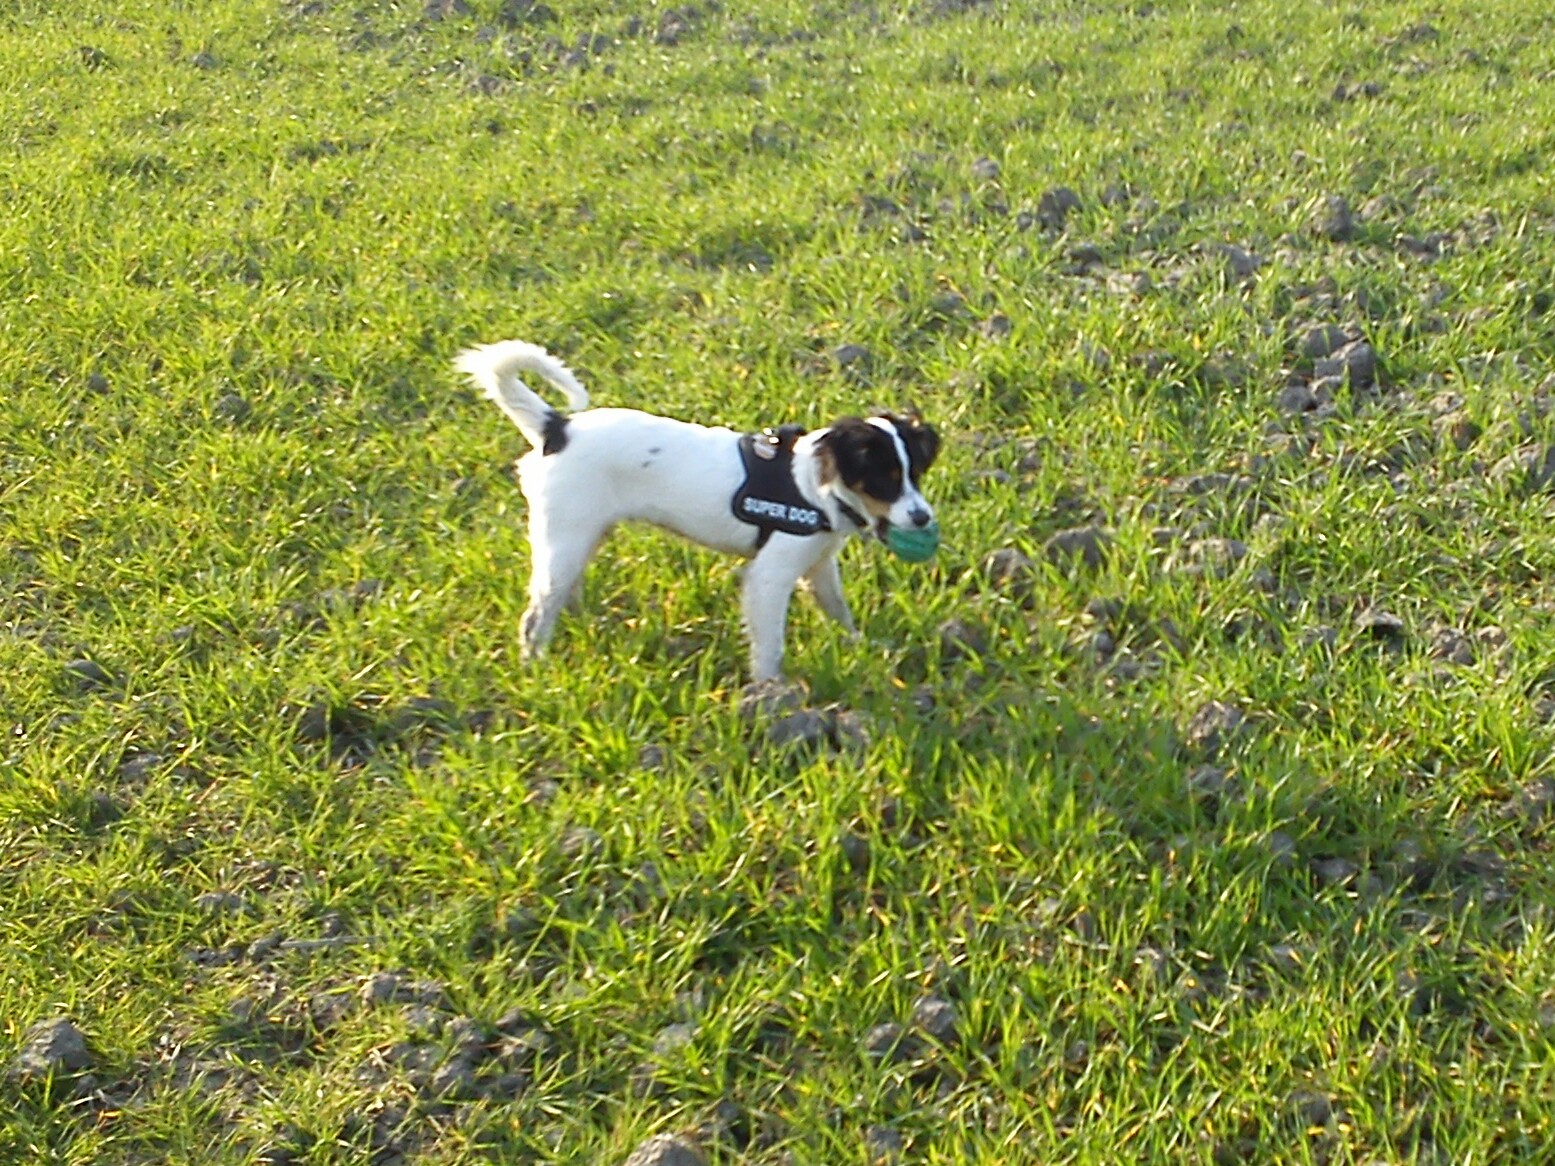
(455, 341), (940, 681)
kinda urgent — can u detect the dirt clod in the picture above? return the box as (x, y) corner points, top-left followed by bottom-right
(623, 1132), (706, 1166)
(9, 1018), (92, 1079)
(1044, 524), (1112, 570)
(1184, 700), (1246, 757)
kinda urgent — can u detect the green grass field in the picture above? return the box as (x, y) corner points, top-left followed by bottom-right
(7, 0), (1555, 1161)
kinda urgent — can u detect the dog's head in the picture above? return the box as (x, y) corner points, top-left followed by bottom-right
(817, 411), (940, 539)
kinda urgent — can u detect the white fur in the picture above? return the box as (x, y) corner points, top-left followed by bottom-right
(455, 340), (935, 681)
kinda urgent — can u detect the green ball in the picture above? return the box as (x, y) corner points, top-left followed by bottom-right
(886, 520), (940, 563)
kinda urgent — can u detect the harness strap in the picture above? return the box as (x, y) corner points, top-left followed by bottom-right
(835, 499), (870, 532)
(733, 426), (856, 549)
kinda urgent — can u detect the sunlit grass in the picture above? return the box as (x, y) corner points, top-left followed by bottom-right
(6, 0), (1555, 1162)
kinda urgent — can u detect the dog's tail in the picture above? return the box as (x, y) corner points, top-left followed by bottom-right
(454, 340), (590, 450)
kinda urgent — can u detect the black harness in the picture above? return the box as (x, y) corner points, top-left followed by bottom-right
(731, 425), (867, 549)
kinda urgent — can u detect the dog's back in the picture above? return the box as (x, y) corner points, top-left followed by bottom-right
(523, 410), (757, 555)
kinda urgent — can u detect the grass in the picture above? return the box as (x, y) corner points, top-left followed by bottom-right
(6, 0), (1555, 1161)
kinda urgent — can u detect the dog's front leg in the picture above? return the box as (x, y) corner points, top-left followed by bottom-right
(741, 548), (811, 682)
(805, 552), (858, 639)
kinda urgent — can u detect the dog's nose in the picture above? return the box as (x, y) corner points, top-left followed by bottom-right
(909, 506), (932, 528)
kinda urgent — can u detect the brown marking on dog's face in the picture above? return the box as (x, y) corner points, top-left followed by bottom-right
(821, 417), (904, 518)
(815, 434), (839, 486)
(818, 414), (939, 536)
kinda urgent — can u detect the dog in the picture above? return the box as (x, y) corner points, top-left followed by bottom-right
(454, 340), (940, 681)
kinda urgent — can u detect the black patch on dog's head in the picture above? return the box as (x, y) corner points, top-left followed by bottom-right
(819, 416), (908, 504)
(542, 409), (569, 456)
(878, 410), (940, 483)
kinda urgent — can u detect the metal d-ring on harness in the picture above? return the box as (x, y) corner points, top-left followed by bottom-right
(731, 425), (868, 550)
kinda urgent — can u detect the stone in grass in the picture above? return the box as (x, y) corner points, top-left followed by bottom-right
(839, 830), (871, 874)
(559, 825), (605, 861)
(1036, 186), (1082, 231)
(1332, 79), (1383, 102)
(1433, 411), (1482, 452)
(1043, 524), (1112, 571)
(1311, 856), (1360, 887)
(979, 312), (1013, 339)
(361, 972), (448, 1009)
(1310, 194), (1356, 242)
(1215, 242), (1262, 280)
(622, 1132), (706, 1166)
(738, 678), (808, 720)
(1287, 1088), (1337, 1129)
(9, 1018), (93, 1080)
(1183, 700), (1246, 757)
(652, 1023), (697, 1058)
(444, 1016), (489, 1063)
(1108, 270), (1153, 297)
(426, 1059), (480, 1099)
(255, 1126), (313, 1166)
(831, 343), (872, 370)
(64, 658), (115, 694)
(1183, 537), (1249, 578)
(194, 890), (248, 916)
(1259, 830), (1298, 870)
(974, 547), (1036, 600)
(765, 705), (870, 753)
(1355, 608), (1406, 642)
(1199, 354), (1250, 389)
(828, 707), (871, 751)
(1276, 380), (1321, 416)
(213, 392), (251, 424)
(766, 708), (831, 750)
(1509, 777), (1555, 829)
(866, 1124), (906, 1164)
(362, 972), (406, 1006)
(498, 0), (557, 26)
(1428, 626), (1475, 666)
(1185, 764), (1233, 806)
(970, 156), (1001, 182)
(862, 1021), (917, 1064)
(937, 617), (988, 663)
(655, 7), (700, 45)
(494, 1025), (554, 1069)
(1298, 323), (1353, 361)
(1492, 444), (1555, 494)
(1265, 943), (1305, 973)
(1302, 626), (1338, 652)
(911, 995), (959, 1044)
(1314, 340), (1378, 389)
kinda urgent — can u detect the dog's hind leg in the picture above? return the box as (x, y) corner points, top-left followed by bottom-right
(804, 552), (858, 639)
(521, 519), (606, 660)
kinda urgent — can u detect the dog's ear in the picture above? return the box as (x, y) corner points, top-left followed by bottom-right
(885, 410), (939, 479)
(813, 427), (838, 484)
(813, 417), (862, 484)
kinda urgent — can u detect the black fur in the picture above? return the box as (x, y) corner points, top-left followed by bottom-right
(882, 412), (940, 483)
(541, 409), (570, 456)
(824, 417), (907, 502)
(822, 413), (940, 501)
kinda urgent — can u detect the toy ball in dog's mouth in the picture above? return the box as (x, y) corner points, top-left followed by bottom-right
(886, 520), (940, 563)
